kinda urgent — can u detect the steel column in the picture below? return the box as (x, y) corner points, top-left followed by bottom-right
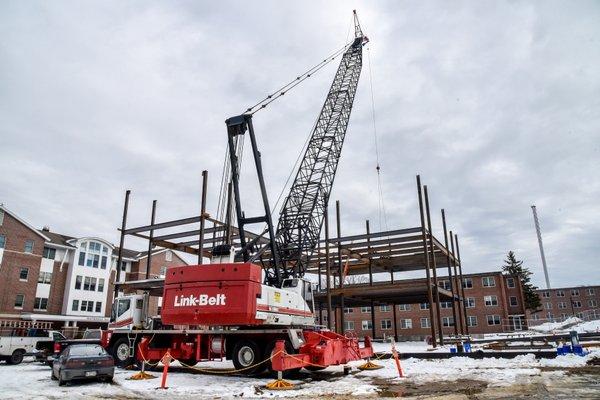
(416, 175), (437, 347)
(441, 209), (459, 336)
(324, 206), (332, 330)
(424, 185), (444, 345)
(450, 231), (464, 334)
(455, 234), (469, 335)
(146, 200), (157, 279)
(198, 170), (208, 264)
(115, 190), (130, 299)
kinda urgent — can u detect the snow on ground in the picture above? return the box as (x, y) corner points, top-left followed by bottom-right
(529, 317), (583, 333)
(1, 348), (597, 399)
(573, 319), (600, 333)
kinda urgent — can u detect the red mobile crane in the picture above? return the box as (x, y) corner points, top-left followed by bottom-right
(101, 11), (373, 375)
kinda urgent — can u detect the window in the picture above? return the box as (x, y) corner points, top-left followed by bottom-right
(120, 261), (127, 271)
(42, 247), (56, 259)
(420, 317), (430, 328)
(532, 314), (539, 321)
(14, 294), (24, 308)
(89, 277), (97, 291)
(165, 250), (172, 261)
(72, 300), (79, 311)
(438, 280), (450, 290)
(0, 209), (3, 225)
(587, 288), (595, 296)
(467, 316), (478, 327)
(398, 304), (411, 311)
(487, 315), (501, 325)
(380, 319), (392, 330)
(561, 313), (568, 319)
(484, 295), (498, 306)
(442, 317), (454, 327)
(556, 290), (565, 297)
(573, 301), (582, 308)
(400, 319), (412, 329)
(380, 305), (391, 312)
(344, 321), (354, 331)
(466, 298), (475, 308)
(80, 300), (87, 311)
(159, 266), (167, 277)
(78, 251), (86, 266)
(343, 307), (354, 314)
(361, 306), (371, 313)
(542, 291), (550, 298)
(462, 278), (473, 289)
(546, 312), (553, 319)
(361, 320), (372, 330)
(509, 296), (518, 306)
(84, 276), (91, 291)
(81, 300), (93, 312)
(75, 275), (82, 290)
(506, 277), (515, 288)
(440, 301), (452, 309)
(19, 267), (29, 281)
(482, 276), (496, 287)
(571, 289), (580, 296)
(95, 302), (102, 313)
(24, 239), (34, 253)
(545, 302), (552, 310)
(576, 312), (584, 319)
(101, 256), (107, 269)
(0, 234), (5, 249)
(34, 297), (48, 310)
(38, 271), (52, 284)
(589, 300), (598, 308)
(419, 303), (430, 310)
(98, 278), (105, 292)
(558, 302), (567, 309)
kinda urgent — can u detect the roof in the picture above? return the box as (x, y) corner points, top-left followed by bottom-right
(39, 230), (77, 248)
(0, 205), (50, 241)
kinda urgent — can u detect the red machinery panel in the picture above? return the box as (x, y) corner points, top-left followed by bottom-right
(161, 263), (263, 326)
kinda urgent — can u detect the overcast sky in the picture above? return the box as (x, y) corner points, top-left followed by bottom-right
(1, 1), (599, 288)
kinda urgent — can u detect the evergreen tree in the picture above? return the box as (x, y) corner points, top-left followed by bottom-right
(501, 251), (542, 311)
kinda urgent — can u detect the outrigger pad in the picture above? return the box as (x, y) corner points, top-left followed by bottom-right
(358, 360), (384, 370)
(127, 371), (157, 380)
(265, 379), (295, 390)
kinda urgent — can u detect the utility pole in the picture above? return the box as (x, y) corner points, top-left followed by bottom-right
(531, 205), (550, 289)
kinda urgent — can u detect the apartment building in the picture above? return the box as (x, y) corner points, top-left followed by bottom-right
(316, 271), (528, 339)
(0, 205), (187, 332)
(527, 285), (600, 324)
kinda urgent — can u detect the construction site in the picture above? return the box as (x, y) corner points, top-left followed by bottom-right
(1, 2), (599, 399)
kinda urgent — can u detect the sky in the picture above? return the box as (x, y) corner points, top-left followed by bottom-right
(1, 1), (599, 288)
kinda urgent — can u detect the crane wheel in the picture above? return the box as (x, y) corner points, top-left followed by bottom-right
(231, 339), (262, 375)
(111, 338), (134, 368)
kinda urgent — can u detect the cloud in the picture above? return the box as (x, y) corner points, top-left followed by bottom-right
(1, 0), (599, 287)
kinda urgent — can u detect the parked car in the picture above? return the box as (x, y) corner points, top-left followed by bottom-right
(38, 329), (102, 367)
(0, 329), (65, 365)
(51, 344), (114, 386)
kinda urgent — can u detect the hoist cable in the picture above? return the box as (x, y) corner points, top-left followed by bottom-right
(367, 46), (389, 232)
(244, 41), (351, 115)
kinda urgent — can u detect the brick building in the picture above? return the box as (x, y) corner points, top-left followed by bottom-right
(316, 271), (528, 339)
(0, 205), (187, 333)
(527, 285), (600, 324)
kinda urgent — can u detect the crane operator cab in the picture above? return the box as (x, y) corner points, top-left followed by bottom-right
(281, 278), (314, 312)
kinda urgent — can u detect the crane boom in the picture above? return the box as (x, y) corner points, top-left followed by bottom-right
(224, 11), (367, 287)
(275, 11), (368, 280)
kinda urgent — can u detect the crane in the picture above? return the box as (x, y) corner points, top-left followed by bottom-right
(225, 11), (368, 287)
(104, 12), (375, 376)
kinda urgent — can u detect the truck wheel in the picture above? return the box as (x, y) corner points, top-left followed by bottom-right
(111, 338), (133, 368)
(231, 339), (262, 375)
(263, 340), (301, 377)
(7, 349), (25, 365)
